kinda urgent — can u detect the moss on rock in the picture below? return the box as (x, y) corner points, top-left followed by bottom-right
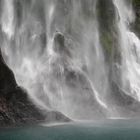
(97, 0), (116, 62)
(100, 32), (113, 58)
(133, 0), (140, 6)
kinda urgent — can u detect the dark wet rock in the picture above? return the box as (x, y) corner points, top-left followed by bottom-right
(133, 0), (140, 37)
(0, 51), (17, 95)
(0, 66), (45, 127)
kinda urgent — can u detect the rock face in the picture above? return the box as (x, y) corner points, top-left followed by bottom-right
(133, 0), (140, 37)
(0, 88), (45, 127)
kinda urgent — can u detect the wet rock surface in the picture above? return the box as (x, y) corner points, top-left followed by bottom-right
(133, 0), (140, 37)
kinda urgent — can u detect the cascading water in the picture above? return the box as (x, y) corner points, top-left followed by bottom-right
(1, 0), (140, 121)
(1, 0), (109, 120)
(113, 0), (140, 101)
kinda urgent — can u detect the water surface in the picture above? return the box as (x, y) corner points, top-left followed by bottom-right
(0, 120), (140, 140)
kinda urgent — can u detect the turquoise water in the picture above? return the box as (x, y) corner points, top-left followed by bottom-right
(1, 120), (140, 140)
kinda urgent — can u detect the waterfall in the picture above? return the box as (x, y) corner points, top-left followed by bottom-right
(1, 0), (140, 120)
(0, 0), (110, 120)
(113, 0), (140, 101)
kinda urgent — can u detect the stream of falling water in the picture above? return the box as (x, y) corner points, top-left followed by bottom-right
(3, 0), (140, 120)
(113, 0), (140, 101)
(1, 0), (109, 120)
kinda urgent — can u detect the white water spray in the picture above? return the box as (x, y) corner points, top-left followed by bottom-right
(1, 0), (15, 39)
(1, 0), (110, 120)
(113, 0), (140, 101)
